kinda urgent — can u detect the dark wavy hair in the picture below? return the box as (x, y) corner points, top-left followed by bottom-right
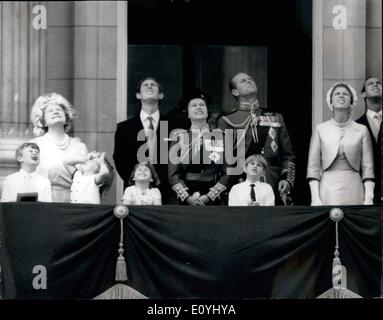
(128, 162), (161, 188)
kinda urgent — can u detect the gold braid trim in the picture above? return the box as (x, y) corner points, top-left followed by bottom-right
(207, 183), (227, 201)
(221, 115), (251, 128)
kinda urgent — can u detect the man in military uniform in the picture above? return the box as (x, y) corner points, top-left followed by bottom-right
(217, 72), (295, 204)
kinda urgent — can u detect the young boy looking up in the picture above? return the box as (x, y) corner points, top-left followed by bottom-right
(1, 142), (52, 202)
(228, 154), (275, 206)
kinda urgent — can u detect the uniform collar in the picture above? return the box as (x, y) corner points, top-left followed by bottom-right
(239, 99), (260, 112)
(190, 123), (209, 132)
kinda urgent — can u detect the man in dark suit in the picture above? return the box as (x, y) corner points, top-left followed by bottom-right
(217, 72), (295, 205)
(113, 77), (172, 203)
(380, 122), (382, 202)
(356, 77), (382, 204)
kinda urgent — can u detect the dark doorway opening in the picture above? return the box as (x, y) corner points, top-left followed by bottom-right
(128, 0), (313, 204)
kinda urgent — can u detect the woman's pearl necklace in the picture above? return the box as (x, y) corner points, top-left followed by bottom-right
(46, 132), (70, 150)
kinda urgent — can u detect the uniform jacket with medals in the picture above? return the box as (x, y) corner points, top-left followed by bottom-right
(168, 126), (229, 203)
(217, 104), (296, 193)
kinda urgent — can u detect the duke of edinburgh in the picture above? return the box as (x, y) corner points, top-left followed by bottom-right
(217, 72), (296, 204)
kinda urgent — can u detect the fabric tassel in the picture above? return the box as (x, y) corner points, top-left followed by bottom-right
(113, 205), (129, 282)
(115, 237), (127, 281)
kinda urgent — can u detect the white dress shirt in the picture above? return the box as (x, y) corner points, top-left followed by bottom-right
(367, 109), (382, 141)
(228, 179), (275, 206)
(1, 169), (52, 202)
(140, 109), (160, 134)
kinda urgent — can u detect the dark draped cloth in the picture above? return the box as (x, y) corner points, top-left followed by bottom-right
(0, 203), (381, 299)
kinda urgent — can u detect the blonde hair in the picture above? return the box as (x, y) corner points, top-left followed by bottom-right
(244, 154), (268, 170)
(30, 93), (75, 136)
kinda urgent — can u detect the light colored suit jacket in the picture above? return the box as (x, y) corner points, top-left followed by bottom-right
(307, 119), (374, 181)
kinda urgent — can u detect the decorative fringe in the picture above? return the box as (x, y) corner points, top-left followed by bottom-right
(94, 284), (148, 299)
(113, 205), (129, 282)
(115, 241), (127, 281)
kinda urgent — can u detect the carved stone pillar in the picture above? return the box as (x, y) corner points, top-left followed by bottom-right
(313, 0), (369, 128)
(366, 0), (382, 80)
(0, 1), (47, 193)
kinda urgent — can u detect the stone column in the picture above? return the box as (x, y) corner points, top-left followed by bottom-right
(0, 1), (47, 192)
(73, 1), (121, 204)
(313, 0), (370, 128)
(366, 0), (382, 80)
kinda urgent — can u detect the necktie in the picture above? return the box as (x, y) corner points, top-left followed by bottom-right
(372, 114), (381, 141)
(147, 116), (154, 130)
(146, 116), (154, 138)
(250, 184), (256, 202)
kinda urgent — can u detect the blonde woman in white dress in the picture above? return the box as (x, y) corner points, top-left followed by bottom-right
(307, 82), (375, 205)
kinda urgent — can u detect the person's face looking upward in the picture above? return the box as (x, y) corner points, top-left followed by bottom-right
(331, 86), (352, 110)
(44, 103), (66, 128)
(136, 79), (163, 102)
(187, 98), (208, 121)
(133, 165), (152, 182)
(231, 73), (258, 98)
(363, 77), (382, 99)
(18, 146), (40, 166)
(245, 160), (264, 181)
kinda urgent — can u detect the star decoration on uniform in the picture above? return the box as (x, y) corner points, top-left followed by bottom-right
(208, 151), (221, 163)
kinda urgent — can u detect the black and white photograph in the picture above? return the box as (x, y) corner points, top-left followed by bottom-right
(0, 0), (382, 311)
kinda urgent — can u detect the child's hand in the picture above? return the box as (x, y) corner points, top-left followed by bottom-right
(87, 151), (102, 161)
(99, 152), (106, 164)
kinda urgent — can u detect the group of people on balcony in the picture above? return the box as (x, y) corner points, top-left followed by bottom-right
(1, 73), (381, 207)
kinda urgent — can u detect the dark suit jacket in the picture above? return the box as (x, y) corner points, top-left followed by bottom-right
(113, 114), (173, 203)
(379, 122), (382, 202)
(356, 114), (382, 203)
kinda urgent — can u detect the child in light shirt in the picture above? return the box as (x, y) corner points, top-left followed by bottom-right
(228, 154), (275, 206)
(122, 162), (162, 205)
(1, 142), (52, 202)
(65, 151), (112, 204)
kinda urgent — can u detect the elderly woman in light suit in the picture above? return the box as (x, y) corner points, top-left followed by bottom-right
(307, 82), (375, 205)
(30, 92), (114, 202)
